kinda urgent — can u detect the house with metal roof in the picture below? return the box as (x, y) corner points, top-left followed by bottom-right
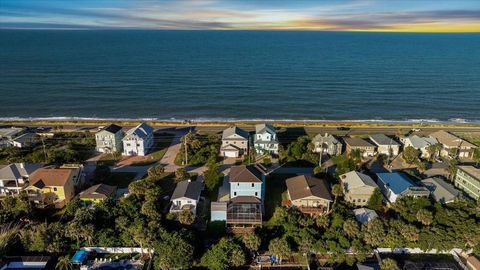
(369, 134), (400, 156)
(0, 163), (43, 196)
(95, 124), (124, 153)
(170, 180), (204, 216)
(421, 177), (460, 204)
(220, 126), (249, 158)
(254, 123), (279, 155)
(285, 175), (332, 216)
(376, 172), (430, 203)
(353, 208), (378, 224)
(401, 135), (438, 158)
(340, 171), (378, 206)
(122, 123), (154, 156)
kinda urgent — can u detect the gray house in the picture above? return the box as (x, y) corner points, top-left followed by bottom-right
(95, 124), (123, 153)
(312, 133), (342, 156)
(369, 134), (400, 156)
(422, 177), (460, 204)
(0, 163), (43, 196)
(220, 126), (249, 158)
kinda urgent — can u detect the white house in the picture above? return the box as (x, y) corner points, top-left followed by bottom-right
(122, 123), (154, 156)
(254, 123), (279, 155)
(369, 134), (400, 156)
(0, 163), (43, 196)
(220, 126), (249, 158)
(95, 124), (124, 153)
(401, 135), (438, 158)
(11, 133), (38, 148)
(170, 180), (204, 216)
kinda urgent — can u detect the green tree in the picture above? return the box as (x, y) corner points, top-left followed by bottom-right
(200, 238), (245, 270)
(343, 219), (360, 239)
(0, 223), (19, 257)
(204, 161), (222, 191)
(445, 159), (458, 181)
(332, 184), (343, 205)
(362, 219), (385, 247)
(473, 148), (480, 166)
(178, 209), (195, 225)
(426, 143), (442, 161)
(148, 165), (165, 178)
(315, 215), (330, 229)
(367, 188), (383, 211)
(55, 256), (72, 270)
(402, 146), (420, 164)
(331, 154), (356, 175)
(380, 258), (400, 270)
(175, 168), (190, 182)
(268, 238), (291, 264)
(416, 209), (433, 226)
(154, 231), (194, 270)
(242, 232), (261, 253)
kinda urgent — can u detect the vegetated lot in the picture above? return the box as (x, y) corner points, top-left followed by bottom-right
(0, 132), (95, 164)
(175, 132), (221, 166)
(130, 132), (174, 166)
(381, 254), (463, 270)
(264, 173), (295, 221)
(103, 172), (137, 188)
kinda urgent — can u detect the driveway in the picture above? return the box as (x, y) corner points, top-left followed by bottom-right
(159, 128), (190, 172)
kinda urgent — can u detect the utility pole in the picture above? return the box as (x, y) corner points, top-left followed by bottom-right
(41, 136), (47, 162)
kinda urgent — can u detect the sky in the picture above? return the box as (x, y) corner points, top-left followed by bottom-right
(1, 0), (479, 32)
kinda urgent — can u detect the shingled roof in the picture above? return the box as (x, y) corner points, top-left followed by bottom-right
(101, 124), (123, 134)
(286, 175), (332, 201)
(171, 180), (203, 200)
(79, 183), (116, 200)
(29, 168), (75, 188)
(229, 165), (264, 183)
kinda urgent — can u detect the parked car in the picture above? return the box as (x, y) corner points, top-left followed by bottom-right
(337, 127), (350, 131)
(411, 128), (421, 132)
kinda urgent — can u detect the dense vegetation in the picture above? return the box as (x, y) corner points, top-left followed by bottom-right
(175, 132), (221, 166)
(0, 132), (95, 164)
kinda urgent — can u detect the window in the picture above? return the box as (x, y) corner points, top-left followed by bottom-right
(352, 199), (356, 202)
(237, 183), (239, 186)
(255, 192), (258, 196)
(127, 143), (131, 146)
(234, 192), (237, 196)
(53, 187), (57, 191)
(251, 183), (254, 187)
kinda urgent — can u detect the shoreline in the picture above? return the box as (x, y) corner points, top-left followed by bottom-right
(2, 117), (480, 129)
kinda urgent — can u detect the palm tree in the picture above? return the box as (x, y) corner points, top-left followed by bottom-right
(445, 159), (458, 181)
(55, 256), (72, 270)
(380, 258), (400, 270)
(332, 184), (343, 206)
(416, 209), (433, 226)
(0, 223), (19, 257)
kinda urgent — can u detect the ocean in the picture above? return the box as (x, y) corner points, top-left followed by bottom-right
(0, 30), (479, 123)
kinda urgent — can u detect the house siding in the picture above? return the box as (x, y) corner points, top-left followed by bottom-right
(455, 168), (480, 200)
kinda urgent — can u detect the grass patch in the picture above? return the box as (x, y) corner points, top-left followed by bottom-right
(103, 172), (137, 188)
(97, 153), (121, 166)
(157, 173), (177, 195)
(264, 174), (295, 221)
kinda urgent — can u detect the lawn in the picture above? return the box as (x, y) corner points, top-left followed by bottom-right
(264, 173), (295, 221)
(103, 172), (137, 188)
(130, 132), (174, 166)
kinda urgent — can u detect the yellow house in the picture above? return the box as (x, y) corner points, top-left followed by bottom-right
(79, 183), (116, 205)
(25, 167), (77, 208)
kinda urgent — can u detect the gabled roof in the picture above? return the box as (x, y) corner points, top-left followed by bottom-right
(255, 123), (275, 135)
(340, 171), (377, 190)
(231, 196), (261, 204)
(229, 165), (263, 183)
(286, 175), (332, 201)
(79, 183), (116, 200)
(376, 172), (414, 194)
(222, 126), (249, 140)
(353, 208), (378, 224)
(405, 135), (438, 149)
(422, 177), (460, 203)
(12, 133), (37, 143)
(369, 134), (400, 146)
(458, 165), (480, 180)
(171, 180), (203, 200)
(344, 137), (374, 148)
(28, 168), (75, 188)
(430, 130), (476, 148)
(312, 133), (340, 145)
(124, 123), (153, 140)
(99, 124), (123, 134)
(0, 163), (43, 180)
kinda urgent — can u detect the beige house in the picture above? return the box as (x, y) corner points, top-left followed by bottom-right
(340, 171), (378, 206)
(312, 133), (343, 156)
(369, 134), (400, 156)
(429, 130), (477, 159)
(220, 126), (249, 158)
(285, 175), (332, 216)
(344, 137), (375, 157)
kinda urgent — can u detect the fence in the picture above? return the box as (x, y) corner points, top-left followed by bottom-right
(80, 247), (154, 254)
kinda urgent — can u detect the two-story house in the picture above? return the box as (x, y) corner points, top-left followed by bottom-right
(25, 167), (77, 208)
(220, 126), (249, 158)
(285, 175), (332, 216)
(376, 172), (430, 203)
(95, 124), (124, 153)
(455, 166), (480, 200)
(170, 180), (204, 217)
(211, 165), (265, 230)
(340, 171), (378, 206)
(312, 133), (343, 156)
(369, 134), (400, 156)
(344, 137), (376, 157)
(401, 135), (439, 159)
(429, 130), (477, 159)
(253, 123), (279, 155)
(122, 123), (154, 156)
(0, 163), (43, 196)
